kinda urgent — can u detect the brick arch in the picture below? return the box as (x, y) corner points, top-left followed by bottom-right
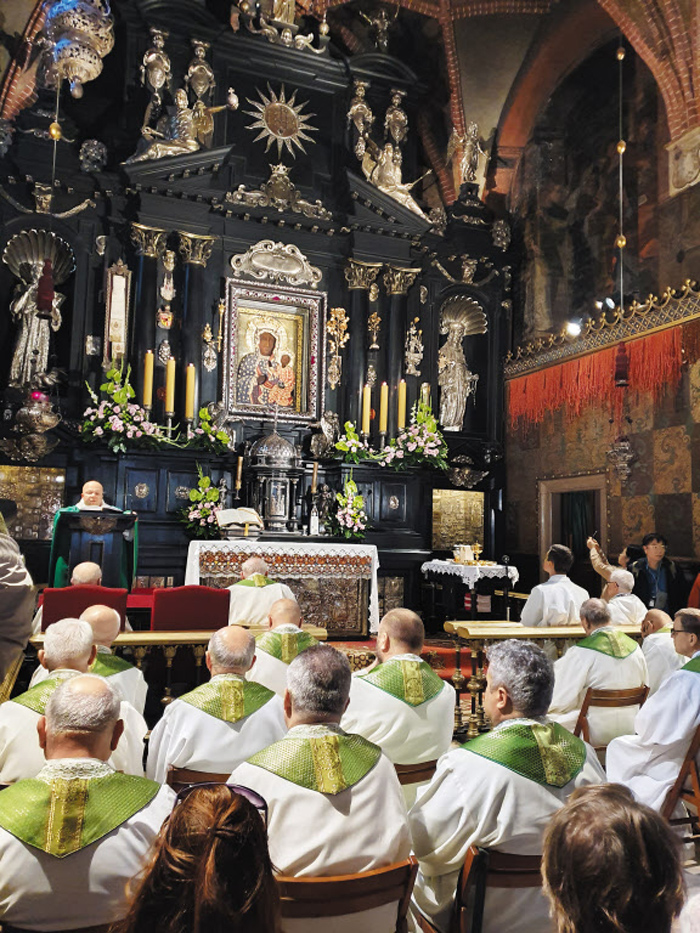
(0, 0), (46, 122)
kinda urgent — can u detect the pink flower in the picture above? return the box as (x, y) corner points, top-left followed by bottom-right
(407, 442), (417, 452)
(94, 427), (104, 436)
(395, 449), (404, 458)
(114, 406), (121, 414)
(135, 430), (143, 437)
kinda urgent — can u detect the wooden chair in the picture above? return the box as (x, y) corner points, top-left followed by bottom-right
(41, 585), (128, 630)
(395, 760), (438, 786)
(573, 685), (649, 762)
(661, 723), (700, 836)
(450, 846), (542, 933)
(151, 585), (230, 632)
(166, 766), (231, 793)
(277, 856), (418, 932)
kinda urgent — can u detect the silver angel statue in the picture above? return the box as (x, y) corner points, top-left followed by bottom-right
(437, 296), (487, 431)
(9, 266), (65, 387)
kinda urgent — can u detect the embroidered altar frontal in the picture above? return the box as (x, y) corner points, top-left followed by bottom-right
(186, 541), (380, 637)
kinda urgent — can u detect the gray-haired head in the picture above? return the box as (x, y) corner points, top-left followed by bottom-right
(43, 618), (94, 670)
(207, 626), (255, 673)
(45, 674), (120, 734)
(71, 561), (102, 585)
(580, 598), (611, 628)
(287, 644), (351, 718)
(241, 556), (268, 579)
(486, 640), (554, 718)
(609, 568), (634, 594)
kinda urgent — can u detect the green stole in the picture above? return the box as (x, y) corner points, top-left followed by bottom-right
(90, 651), (135, 677)
(180, 676), (274, 723)
(11, 672), (76, 714)
(235, 574), (276, 588)
(358, 658), (444, 707)
(681, 657), (700, 674)
(256, 629), (318, 664)
(248, 727), (381, 795)
(577, 628), (638, 658)
(0, 772), (159, 857)
(463, 721), (587, 788)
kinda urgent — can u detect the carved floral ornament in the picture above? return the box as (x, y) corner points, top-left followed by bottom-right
(130, 223), (167, 259)
(229, 240), (322, 288)
(178, 232), (216, 267)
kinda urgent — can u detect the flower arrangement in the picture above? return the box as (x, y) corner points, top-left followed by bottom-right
(187, 406), (232, 454)
(179, 465), (222, 539)
(379, 399), (449, 471)
(335, 421), (373, 464)
(328, 475), (368, 541)
(82, 364), (163, 455)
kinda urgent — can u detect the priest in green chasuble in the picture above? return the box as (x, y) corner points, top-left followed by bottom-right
(48, 479), (137, 589)
(341, 608), (455, 807)
(409, 640), (605, 933)
(248, 597), (319, 696)
(147, 626), (286, 782)
(0, 676), (174, 931)
(232, 644), (411, 933)
(548, 597), (648, 744)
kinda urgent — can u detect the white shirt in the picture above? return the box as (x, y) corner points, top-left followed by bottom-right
(548, 627), (649, 745)
(0, 758), (174, 931)
(0, 671), (148, 782)
(409, 719), (606, 933)
(607, 592), (647, 626)
(232, 724), (411, 933)
(642, 631), (684, 695)
(341, 654), (456, 807)
(29, 645), (147, 714)
(607, 652), (700, 811)
(247, 624), (313, 697)
(520, 575), (589, 627)
(227, 581), (296, 626)
(146, 674), (286, 782)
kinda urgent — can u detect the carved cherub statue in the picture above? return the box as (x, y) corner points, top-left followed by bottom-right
(310, 410), (340, 459)
(359, 4), (399, 53)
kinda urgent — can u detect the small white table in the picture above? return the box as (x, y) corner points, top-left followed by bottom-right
(185, 539), (380, 635)
(420, 560), (519, 590)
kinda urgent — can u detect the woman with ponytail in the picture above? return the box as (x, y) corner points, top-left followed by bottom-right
(114, 783), (279, 933)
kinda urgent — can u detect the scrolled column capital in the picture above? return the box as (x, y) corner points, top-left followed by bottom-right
(344, 258), (383, 291)
(383, 265), (422, 296)
(178, 231), (217, 267)
(130, 223), (167, 258)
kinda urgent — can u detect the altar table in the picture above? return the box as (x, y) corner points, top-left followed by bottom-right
(185, 540), (380, 637)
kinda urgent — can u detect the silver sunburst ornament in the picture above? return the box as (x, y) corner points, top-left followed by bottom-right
(245, 84), (317, 159)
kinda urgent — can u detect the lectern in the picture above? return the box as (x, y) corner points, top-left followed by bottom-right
(49, 511), (138, 589)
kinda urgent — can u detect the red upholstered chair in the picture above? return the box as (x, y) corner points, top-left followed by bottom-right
(41, 586), (128, 631)
(150, 585), (230, 631)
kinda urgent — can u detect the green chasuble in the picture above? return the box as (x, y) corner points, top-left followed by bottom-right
(256, 629), (318, 664)
(576, 628), (638, 659)
(48, 505), (138, 589)
(358, 658), (445, 706)
(235, 573), (276, 588)
(249, 727), (381, 795)
(180, 675), (274, 723)
(463, 721), (587, 788)
(0, 772), (159, 857)
(11, 672), (77, 714)
(90, 651), (135, 677)
(682, 657), (700, 673)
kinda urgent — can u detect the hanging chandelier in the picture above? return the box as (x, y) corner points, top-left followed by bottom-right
(43, 0), (115, 99)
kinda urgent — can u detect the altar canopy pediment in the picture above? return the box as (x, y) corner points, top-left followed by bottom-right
(347, 170), (432, 237)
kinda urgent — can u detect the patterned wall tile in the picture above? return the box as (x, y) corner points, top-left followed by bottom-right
(653, 426), (691, 494)
(625, 433), (654, 497)
(692, 495), (700, 559)
(689, 362), (700, 423)
(653, 373), (688, 430)
(655, 493), (693, 555)
(622, 496), (655, 543)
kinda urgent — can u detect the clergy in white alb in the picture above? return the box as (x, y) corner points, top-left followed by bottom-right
(409, 640), (605, 933)
(232, 644), (411, 933)
(341, 608), (456, 806)
(607, 607), (700, 812)
(640, 609), (684, 695)
(603, 568), (648, 626)
(0, 532), (33, 679)
(520, 544), (589, 627)
(0, 675), (174, 932)
(147, 626), (286, 782)
(227, 556), (295, 626)
(30, 603), (145, 713)
(247, 597), (319, 696)
(0, 618), (147, 782)
(548, 598), (648, 745)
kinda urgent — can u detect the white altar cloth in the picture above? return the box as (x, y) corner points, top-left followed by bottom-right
(420, 560), (519, 590)
(185, 540), (381, 633)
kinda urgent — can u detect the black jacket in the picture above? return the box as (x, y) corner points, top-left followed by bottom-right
(630, 556), (688, 617)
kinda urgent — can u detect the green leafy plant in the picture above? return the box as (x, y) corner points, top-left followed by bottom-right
(187, 407), (232, 454)
(328, 474), (368, 541)
(378, 399), (449, 471)
(335, 421), (374, 464)
(81, 363), (165, 455)
(179, 465), (222, 539)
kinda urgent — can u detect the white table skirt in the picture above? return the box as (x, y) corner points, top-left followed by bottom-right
(420, 560), (519, 591)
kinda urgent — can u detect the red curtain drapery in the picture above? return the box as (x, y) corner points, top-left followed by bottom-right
(507, 328), (682, 428)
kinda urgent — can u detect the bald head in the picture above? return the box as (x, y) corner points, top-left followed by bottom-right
(642, 608), (673, 638)
(40, 674), (123, 761)
(207, 626), (255, 674)
(376, 608), (425, 661)
(241, 556), (268, 579)
(269, 598), (301, 629)
(80, 604), (121, 647)
(71, 561), (102, 586)
(80, 481), (104, 508)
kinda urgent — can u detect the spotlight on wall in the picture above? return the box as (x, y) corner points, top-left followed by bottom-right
(565, 319), (582, 337)
(605, 297), (616, 309)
